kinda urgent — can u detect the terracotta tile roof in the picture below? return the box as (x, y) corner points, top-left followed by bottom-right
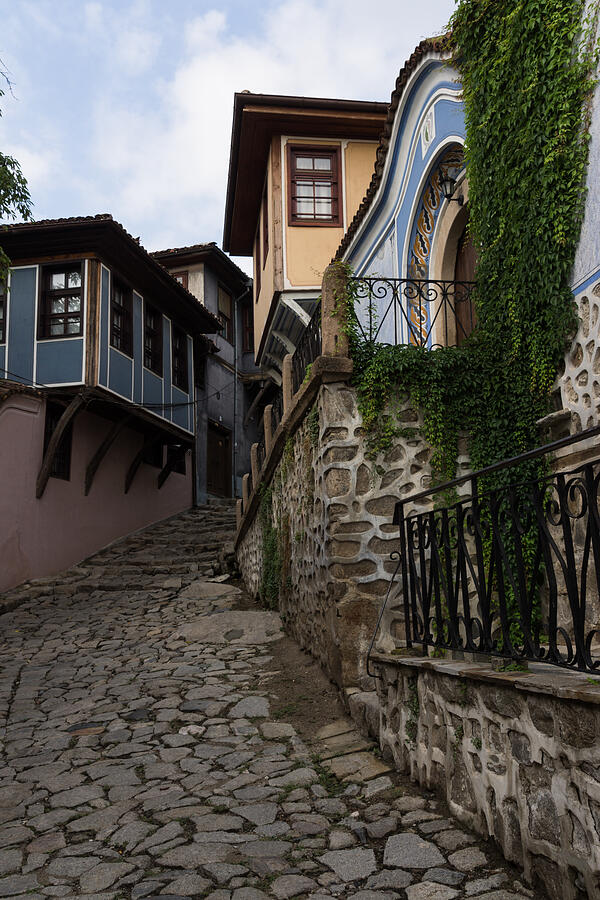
(335, 35), (452, 261)
(151, 242), (251, 290)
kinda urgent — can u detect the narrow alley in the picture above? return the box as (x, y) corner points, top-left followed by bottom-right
(0, 506), (543, 900)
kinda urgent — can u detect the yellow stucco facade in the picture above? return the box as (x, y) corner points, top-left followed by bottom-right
(252, 136), (378, 355)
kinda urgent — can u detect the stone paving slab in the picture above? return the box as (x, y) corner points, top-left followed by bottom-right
(0, 507), (545, 899)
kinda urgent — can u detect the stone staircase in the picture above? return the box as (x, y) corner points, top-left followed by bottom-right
(0, 503), (238, 611)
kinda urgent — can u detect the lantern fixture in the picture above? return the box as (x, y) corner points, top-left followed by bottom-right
(439, 169), (464, 206)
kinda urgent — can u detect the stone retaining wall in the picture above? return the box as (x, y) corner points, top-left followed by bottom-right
(372, 653), (600, 900)
(236, 364), (438, 688)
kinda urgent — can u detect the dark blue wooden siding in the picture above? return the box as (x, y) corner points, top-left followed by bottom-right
(7, 267), (36, 385)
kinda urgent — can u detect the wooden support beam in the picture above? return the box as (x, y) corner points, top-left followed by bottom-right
(84, 416), (130, 496)
(36, 394), (86, 499)
(125, 435), (161, 495)
(157, 448), (179, 490)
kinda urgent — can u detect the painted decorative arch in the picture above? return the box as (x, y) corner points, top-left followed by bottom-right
(407, 143), (465, 279)
(405, 144), (465, 344)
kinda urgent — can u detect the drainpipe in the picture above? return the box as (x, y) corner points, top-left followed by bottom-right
(232, 281), (252, 498)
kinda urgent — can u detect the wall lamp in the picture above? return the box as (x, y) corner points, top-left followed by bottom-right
(439, 169), (464, 206)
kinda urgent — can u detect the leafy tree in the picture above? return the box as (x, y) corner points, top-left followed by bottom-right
(0, 65), (33, 278)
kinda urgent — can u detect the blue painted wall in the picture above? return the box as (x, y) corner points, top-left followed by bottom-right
(95, 267), (194, 434)
(37, 339), (84, 385)
(6, 267), (36, 385)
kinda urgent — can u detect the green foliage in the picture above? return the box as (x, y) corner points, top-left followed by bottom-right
(307, 402), (320, 449)
(0, 69), (33, 279)
(448, 0), (598, 477)
(259, 485), (281, 609)
(340, 0), (597, 487)
(471, 735), (482, 751)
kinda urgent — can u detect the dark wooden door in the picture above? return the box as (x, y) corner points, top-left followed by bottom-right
(207, 423), (232, 497)
(454, 224), (477, 345)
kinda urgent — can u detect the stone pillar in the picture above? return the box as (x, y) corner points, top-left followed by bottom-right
(264, 404), (273, 455)
(321, 262), (350, 358)
(251, 443), (259, 486)
(236, 498), (243, 529)
(242, 473), (250, 511)
(282, 354), (293, 413)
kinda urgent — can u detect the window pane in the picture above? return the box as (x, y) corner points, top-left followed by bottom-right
(67, 295), (81, 312)
(68, 271), (81, 288)
(315, 199), (333, 216)
(52, 298), (66, 314)
(50, 320), (64, 335)
(296, 199), (314, 215)
(296, 183), (313, 197)
(314, 157), (331, 170)
(51, 272), (65, 290)
(67, 317), (79, 334)
(218, 289), (232, 316)
(296, 156), (314, 170)
(315, 183), (332, 197)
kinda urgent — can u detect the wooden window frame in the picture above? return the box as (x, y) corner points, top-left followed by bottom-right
(172, 271), (189, 290)
(287, 144), (342, 227)
(262, 184), (269, 268)
(110, 277), (133, 357)
(242, 302), (254, 353)
(43, 401), (73, 480)
(218, 285), (233, 344)
(144, 302), (163, 375)
(38, 262), (84, 340)
(254, 229), (261, 302)
(172, 326), (189, 392)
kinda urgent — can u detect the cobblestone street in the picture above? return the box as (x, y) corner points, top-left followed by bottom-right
(0, 506), (544, 900)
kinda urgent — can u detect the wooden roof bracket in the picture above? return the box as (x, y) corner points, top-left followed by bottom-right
(124, 434), (162, 495)
(36, 393), (87, 499)
(84, 415), (131, 496)
(157, 447), (181, 490)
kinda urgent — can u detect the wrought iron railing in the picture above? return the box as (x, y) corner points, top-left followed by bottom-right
(350, 277), (476, 348)
(292, 301), (322, 393)
(271, 389), (284, 431)
(385, 425), (600, 673)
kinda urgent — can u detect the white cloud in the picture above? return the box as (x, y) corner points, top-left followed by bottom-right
(1, 0), (455, 251)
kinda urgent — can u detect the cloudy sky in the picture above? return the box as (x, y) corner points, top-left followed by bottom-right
(0, 0), (456, 273)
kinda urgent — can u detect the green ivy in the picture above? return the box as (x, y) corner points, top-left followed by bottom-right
(449, 0), (599, 480)
(342, 0), (597, 487)
(258, 484), (281, 610)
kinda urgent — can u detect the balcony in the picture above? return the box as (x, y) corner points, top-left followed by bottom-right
(350, 276), (476, 349)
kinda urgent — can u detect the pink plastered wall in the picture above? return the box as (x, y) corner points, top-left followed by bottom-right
(0, 396), (193, 592)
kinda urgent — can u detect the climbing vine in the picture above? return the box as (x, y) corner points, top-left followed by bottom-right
(342, 0), (598, 490)
(258, 484), (281, 609)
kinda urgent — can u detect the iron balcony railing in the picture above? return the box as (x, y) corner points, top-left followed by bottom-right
(388, 425), (600, 673)
(350, 277), (476, 348)
(292, 301), (322, 393)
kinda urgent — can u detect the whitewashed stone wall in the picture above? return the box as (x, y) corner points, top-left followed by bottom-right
(560, 285), (600, 431)
(374, 655), (600, 900)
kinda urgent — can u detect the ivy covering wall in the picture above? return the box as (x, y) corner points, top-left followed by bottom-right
(350, 0), (599, 488)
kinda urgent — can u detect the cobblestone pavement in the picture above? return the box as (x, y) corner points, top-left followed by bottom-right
(0, 506), (545, 900)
